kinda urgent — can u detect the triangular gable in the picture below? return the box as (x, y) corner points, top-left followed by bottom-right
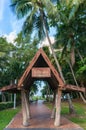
(18, 49), (64, 89)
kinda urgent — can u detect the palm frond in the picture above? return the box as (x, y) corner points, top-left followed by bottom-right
(35, 15), (45, 40)
(22, 14), (36, 36)
(11, 0), (32, 19)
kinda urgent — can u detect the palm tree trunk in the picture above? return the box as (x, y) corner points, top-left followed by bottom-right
(39, 8), (76, 116)
(70, 42), (75, 66)
(68, 61), (86, 103)
(76, 49), (84, 63)
(76, 49), (86, 98)
(42, 15), (75, 114)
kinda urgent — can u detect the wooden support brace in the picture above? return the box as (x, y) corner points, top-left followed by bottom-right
(51, 91), (56, 119)
(25, 91), (31, 119)
(54, 88), (62, 126)
(21, 90), (29, 126)
(51, 105), (56, 119)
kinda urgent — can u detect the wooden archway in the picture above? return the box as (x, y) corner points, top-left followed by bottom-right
(17, 49), (85, 126)
(0, 49), (85, 127)
(17, 48), (64, 126)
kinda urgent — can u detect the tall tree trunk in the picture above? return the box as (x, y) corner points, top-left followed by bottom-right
(81, 82), (86, 98)
(76, 49), (86, 98)
(68, 61), (86, 103)
(76, 49), (84, 63)
(70, 42), (75, 66)
(41, 13), (75, 114)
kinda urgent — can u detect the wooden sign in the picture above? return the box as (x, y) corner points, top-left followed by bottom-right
(32, 67), (51, 78)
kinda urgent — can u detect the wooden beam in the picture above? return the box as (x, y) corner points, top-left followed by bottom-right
(60, 84), (85, 93)
(0, 85), (17, 92)
(32, 67), (51, 78)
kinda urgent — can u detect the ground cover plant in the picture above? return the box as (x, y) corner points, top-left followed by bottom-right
(45, 100), (86, 130)
(0, 107), (20, 130)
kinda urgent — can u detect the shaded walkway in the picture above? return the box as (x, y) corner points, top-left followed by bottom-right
(6, 100), (83, 130)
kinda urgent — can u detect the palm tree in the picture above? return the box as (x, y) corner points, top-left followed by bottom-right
(55, 0), (86, 64)
(54, 0), (86, 103)
(11, 0), (76, 116)
(11, 0), (61, 73)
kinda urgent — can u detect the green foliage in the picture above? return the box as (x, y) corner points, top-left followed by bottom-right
(0, 107), (20, 130)
(0, 37), (14, 53)
(0, 32), (38, 88)
(0, 102), (13, 111)
(56, 0), (86, 48)
(51, 0), (86, 91)
(44, 102), (53, 109)
(31, 96), (42, 101)
(41, 81), (53, 102)
(30, 81), (38, 97)
(0, 37), (16, 87)
(76, 58), (86, 84)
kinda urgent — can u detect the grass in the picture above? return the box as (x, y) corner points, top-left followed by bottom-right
(0, 107), (20, 130)
(61, 101), (86, 130)
(45, 100), (86, 130)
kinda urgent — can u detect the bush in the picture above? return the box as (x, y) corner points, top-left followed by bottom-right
(0, 102), (13, 111)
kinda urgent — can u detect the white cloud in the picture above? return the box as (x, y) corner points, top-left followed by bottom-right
(4, 31), (17, 44)
(41, 37), (55, 53)
(41, 37), (55, 47)
(0, 0), (5, 21)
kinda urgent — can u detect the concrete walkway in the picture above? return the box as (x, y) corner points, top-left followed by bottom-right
(5, 100), (83, 130)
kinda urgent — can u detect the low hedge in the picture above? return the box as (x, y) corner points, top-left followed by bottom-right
(0, 102), (13, 111)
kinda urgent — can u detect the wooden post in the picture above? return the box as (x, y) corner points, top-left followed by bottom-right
(51, 91), (56, 119)
(11, 93), (12, 102)
(25, 91), (31, 119)
(54, 88), (62, 126)
(51, 105), (56, 119)
(13, 93), (16, 109)
(21, 90), (29, 126)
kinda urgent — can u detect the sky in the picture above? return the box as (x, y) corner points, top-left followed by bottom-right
(0, 0), (24, 43)
(0, 0), (56, 43)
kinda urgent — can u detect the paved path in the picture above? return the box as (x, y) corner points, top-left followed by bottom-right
(6, 100), (83, 130)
